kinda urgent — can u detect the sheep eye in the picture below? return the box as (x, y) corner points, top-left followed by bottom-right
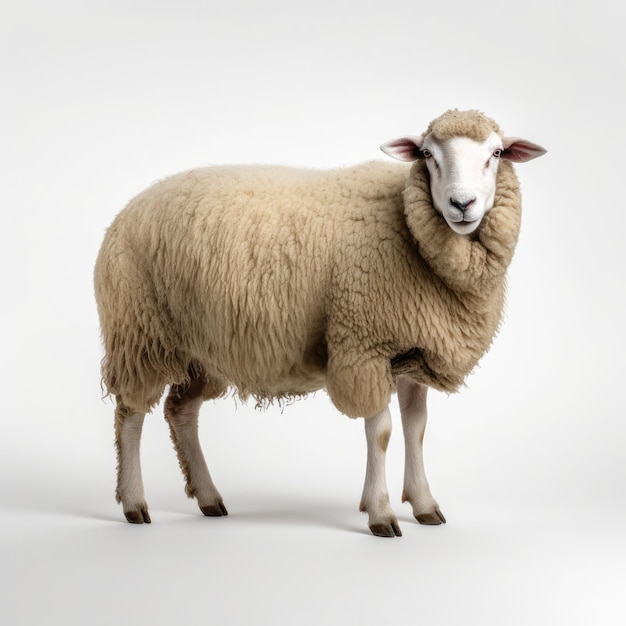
(493, 149), (502, 158)
(421, 149), (432, 159)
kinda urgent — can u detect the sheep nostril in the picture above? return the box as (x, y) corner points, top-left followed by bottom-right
(450, 197), (476, 212)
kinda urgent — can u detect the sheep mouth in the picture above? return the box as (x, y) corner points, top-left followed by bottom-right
(448, 215), (480, 225)
(448, 217), (482, 235)
(462, 218), (481, 227)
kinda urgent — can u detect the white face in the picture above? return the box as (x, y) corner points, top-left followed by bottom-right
(420, 132), (503, 235)
(381, 124), (546, 235)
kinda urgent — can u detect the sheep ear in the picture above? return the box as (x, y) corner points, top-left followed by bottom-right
(380, 136), (425, 162)
(501, 137), (547, 162)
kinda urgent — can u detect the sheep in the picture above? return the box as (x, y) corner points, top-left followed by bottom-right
(94, 109), (546, 536)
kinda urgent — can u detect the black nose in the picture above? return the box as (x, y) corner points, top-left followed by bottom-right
(450, 197), (476, 212)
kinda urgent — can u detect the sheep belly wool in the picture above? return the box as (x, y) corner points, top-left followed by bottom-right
(95, 142), (521, 419)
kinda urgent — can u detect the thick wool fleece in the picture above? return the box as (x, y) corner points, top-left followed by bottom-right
(425, 108), (503, 142)
(95, 116), (521, 418)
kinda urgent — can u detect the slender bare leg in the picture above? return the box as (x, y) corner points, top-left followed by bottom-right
(359, 405), (402, 537)
(164, 377), (227, 517)
(115, 400), (151, 523)
(397, 377), (446, 525)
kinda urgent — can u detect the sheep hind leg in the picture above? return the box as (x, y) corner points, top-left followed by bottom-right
(164, 376), (227, 517)
(359, 406), (402, 537)
(115, 400), (151, 524)
(398, 377), (446, 525)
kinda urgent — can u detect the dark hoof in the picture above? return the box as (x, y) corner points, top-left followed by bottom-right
(369, 521), (402, 537)
(125, 509), (151, 524)
(416, 510), (446, 525)
(200, 502), (228, 517)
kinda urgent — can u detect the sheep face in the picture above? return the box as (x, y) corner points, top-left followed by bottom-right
(420, 132), (503, 235)
(380, 131), (503, 235)
(380, 110), (546, 236)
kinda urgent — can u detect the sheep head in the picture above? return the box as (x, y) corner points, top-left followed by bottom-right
(381, 109), (546, 235)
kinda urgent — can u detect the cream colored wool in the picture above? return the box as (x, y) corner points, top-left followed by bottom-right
(94, 111), (521, 419)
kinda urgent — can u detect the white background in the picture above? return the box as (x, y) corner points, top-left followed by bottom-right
(1, 0), (624, 624)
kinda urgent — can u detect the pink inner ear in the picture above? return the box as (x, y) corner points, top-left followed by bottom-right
(502, 137), (547, 162)
(380, 136), (424, 162)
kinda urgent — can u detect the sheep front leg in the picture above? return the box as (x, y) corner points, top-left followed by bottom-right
(326, 349), (394, 419)
(360, 406), (402, 537)
(164, 379), (227, 517)
(115, 401), (150, 523)
(397, 377), (446, 525)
